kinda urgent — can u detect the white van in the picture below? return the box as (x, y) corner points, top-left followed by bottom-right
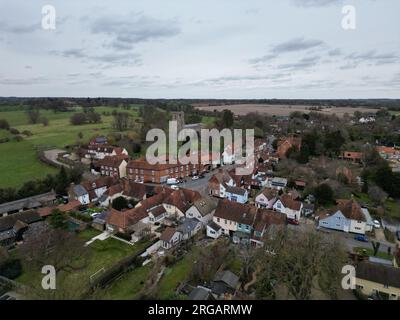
(166, 178), (178, 185)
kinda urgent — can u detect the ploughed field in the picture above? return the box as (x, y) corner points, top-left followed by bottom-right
(194, 103), (379, 117)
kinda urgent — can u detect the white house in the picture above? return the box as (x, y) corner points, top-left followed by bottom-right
(87, 145), (128, 160)
(225, 186), (249, 204)
(148, 205), (168, 223)
(318, 199), (373, 234)
(160, 227), (182, 250)
(207, 221), (223, 239)
(185, 197), (217, 225)
(69, 176), (119, 205)
(208, 170), (235, 198)
(273, 195), (303, 221)
(255, 188), (278, 209)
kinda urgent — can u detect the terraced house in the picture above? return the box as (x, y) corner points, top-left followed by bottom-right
(318, 199), (373, 234)
(212, 200), (286, 246)
(127, 157), (203, 183)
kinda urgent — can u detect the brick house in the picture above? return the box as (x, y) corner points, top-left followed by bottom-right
(126, 157), (203, 183)
(97, 156), (128, 178)
(277, 136), (302, 159)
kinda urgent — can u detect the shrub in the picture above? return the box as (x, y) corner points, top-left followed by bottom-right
(22, 130), (33, 136)
(0, 259), (22, 279)
(41, 117), (49, 126)
(9, 128), (20, 135)
(70, 113), (87, 125)
(384, 228), (395, 243)
(0, 119), (10, 130)
(14, 135), (23, 142)
(0, 137), (10, 144)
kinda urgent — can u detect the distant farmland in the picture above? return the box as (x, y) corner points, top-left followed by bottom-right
(194, 103), (380, 117)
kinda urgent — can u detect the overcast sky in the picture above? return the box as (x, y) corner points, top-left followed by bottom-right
(0, 0), (399, 99)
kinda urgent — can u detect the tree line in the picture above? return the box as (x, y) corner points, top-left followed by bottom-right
(0, 166), (83, 204)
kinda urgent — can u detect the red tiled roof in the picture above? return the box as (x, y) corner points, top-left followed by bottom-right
(163, 189), (202, 212)
(254, 209), (286, 232)
(98, 155), (127, 168)
(160, 227), (178, 242)
(214, 199), (257, 226)
(106, 206), (147, 230)
(58, 200), (81, 213)
(37, 206), (56, 217)
(279, 194), (302, 211)
(335, 199), (365, 221)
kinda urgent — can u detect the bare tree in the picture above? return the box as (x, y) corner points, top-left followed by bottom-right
(26, 109), (41, 124)
(257, 230), (347, 300)
(18, 229), (90, 273)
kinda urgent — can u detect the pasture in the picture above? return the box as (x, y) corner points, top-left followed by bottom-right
(0, 105), (141, 188)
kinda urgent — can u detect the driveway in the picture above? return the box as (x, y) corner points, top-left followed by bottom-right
(289, 221), (396, 254)
(43, 149), (71, 168)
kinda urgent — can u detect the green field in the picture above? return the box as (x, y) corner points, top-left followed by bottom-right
(0, 106), (141, 188)
(95, 263), (153, 300)
(16, 231), (150, 298)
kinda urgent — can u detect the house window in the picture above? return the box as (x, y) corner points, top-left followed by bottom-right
(217, 218), (220, 222)
(224, 219), (227, 224)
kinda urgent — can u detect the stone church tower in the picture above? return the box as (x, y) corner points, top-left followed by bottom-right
(171, 111), (185, 132)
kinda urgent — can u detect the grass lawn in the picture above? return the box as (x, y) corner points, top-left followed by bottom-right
(354, 193), (400, 220)
(201, 116), (216, 126)
(16, 235), (150, 296)
(0, 105), (141, 188)
(77, 228), (102, 242)
(384, 199), (400, 219)
(156, 252), (196, 299)
(95, 263), (153, 300)
(353, 247), (394, 260)
(0, 140), (57, 188)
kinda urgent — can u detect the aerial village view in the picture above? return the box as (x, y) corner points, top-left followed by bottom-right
(0, 0), (399, 314)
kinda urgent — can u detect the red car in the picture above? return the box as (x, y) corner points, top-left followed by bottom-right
(287, 218), (299, 225)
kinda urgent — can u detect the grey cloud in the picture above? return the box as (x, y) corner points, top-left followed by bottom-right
(50, 49), (141, 66)
(250, 37), (325, 64)
(0, 76), (48, 85)
(346, 50), (398, 66)
(0, 21), (40, 34)
(90, 13), (180, 50)
(291, 0), (341, 7)
(272, 37), (325, 54)
(277, 55), (321, 70)
(328, 48), (342, 56)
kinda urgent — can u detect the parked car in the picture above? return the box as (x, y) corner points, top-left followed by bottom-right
(354, 234), (369, 242)
(191, 175), (199, 180)
(199, 174), (205, 179)
(90, 212), (101, 218)
(373, 220), (381, 228)
(170, 185), (179, 190)
(287, 218), (299, 225)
